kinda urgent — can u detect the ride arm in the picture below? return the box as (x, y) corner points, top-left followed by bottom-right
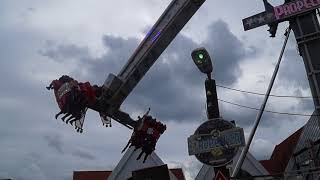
(89, 101), (136, 129)
(100, 0), (206, 113)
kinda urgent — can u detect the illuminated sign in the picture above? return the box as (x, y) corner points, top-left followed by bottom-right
(274, 0), (320, 20)
(242, 0), (320, 31)
(188, 128), (245, 155)
(188, 119), (245, 167)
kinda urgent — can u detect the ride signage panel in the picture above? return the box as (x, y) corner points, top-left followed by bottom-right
(243, 0), (320, 31)
(188, 118), (245, 167)
(215, 170), (228, 180)
(274, 0), (320, 20)
(243, 11), (275, 31)
(188, 128), (245, 155)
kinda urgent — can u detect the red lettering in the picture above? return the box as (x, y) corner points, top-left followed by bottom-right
(290, 3), (298, 13)
(297, 1), (304, 10)
(309, 0), (317, 6)
(303, 0), (311, 8)
(283, 5), (291, 16)
(274, 6), (284, 20)
(273, 0), (320, 20)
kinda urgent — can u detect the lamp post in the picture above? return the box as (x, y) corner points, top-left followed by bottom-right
(191, 47), (231, 180)
(191, 47), (220, 120)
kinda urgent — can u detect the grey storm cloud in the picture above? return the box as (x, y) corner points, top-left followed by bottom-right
(279, 47), (310, 90)
(72, 149), (97, 161)
(204, 21), (257, 85)
(45, 134), (64, 153)
(218, 93), (288, 128)
(39, 41), (91, 62)
(41, 20), (257, 124)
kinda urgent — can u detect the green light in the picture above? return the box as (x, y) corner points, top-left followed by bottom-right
(198, 53), (204, 59)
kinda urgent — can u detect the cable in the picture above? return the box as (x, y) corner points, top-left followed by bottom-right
(218, 98), (317, 117)
(216, 84), (314, 99)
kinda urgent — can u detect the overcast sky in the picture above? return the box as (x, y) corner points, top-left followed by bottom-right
(0, 0), (315, 179)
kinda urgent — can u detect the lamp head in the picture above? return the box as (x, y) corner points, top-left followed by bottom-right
(191, 47), (213, 74)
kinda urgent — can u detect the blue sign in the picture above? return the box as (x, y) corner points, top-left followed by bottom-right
(188, 118), (245, 167)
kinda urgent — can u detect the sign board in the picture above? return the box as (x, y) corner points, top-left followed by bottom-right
(188, 118), (245, 167)
(215, 170), (228, 180)
(243, 0), (320, 30)
(243, 11), (276, 31)
(274, 0), (320, 21)
(188, 127), (245, 155)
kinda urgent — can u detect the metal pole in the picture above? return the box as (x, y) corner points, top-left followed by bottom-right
(204, 77), (231, 179)
(231, 27), (291, 178)
(205, 77), (220, 119)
